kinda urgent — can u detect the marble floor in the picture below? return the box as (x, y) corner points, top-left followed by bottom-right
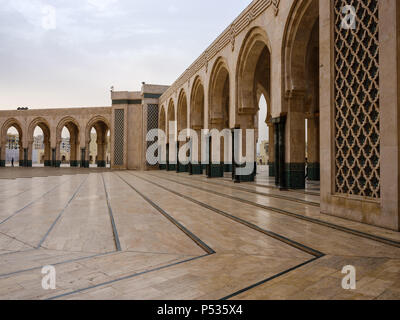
(0, 168), (399, 300)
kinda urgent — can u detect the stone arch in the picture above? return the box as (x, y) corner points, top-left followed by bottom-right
(189, 76), (205, 175)
(236, 26), (272, 126)
(56, 116), (81, 167)
(85, 115), (111, 168)
(0, 118), (24, 166)
(159, 105), (166, 133)
(233, 27), (272, 181)
(283, 0), (319, 94)
(208, 57), (230, 130)
(177, 89), (188, 133)
(28, 117), (51, 166)
(167, 98), (176, 139)
(278, 0), (320, 189)
(207, 57), (231, 177)
(190, 76), (205, 130)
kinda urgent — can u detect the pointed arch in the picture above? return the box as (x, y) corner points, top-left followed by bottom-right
(177, 89), (188, 133)
(236, 27), (272, 127)
(159, 104), (166, 133)
(190, 76), (205, 130)
(208, 57), (230, 130)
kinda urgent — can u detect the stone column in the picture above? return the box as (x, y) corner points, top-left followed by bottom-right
(27, 141), (33, 167)
(81, 147), (87, 168)
(44, 139), (51, 167)
(306, 112), (320, 181)
(285, 91), (306, 189)
(51, 148), (57, 167)
(268, 123), (275, 177)
(273, 115), (287, 189)
(18, 141), (24, 167)
(0, 146), (4, 167)
(189, 128), (202, 175)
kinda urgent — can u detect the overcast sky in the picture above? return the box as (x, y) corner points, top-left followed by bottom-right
(0, 0), (254, 110)
(0, 0), (270, 142)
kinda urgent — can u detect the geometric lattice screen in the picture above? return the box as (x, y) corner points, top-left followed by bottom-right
(146, 104), (159, 166)
(114, 109), (125, 166)
(334, 0), (380, 199)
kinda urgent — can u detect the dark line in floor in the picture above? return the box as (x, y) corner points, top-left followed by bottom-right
(114, 172), (215, 255)
(0, 248), (36, 257)
(156, 171), (320, 207)
(150, 172), (400, 248)
(47, 254), (211, 300)
(0, 177), (72, 226)
(220, 256), (324, 300)
(0, 231), (37, 250)
(101, 173), (122, 252)
(0, 251), (116, 279)
(128, 172), (323, 258)
(36, 175), (89, 249)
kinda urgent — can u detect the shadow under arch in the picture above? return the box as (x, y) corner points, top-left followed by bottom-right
(85, 115), (111, 168)
(28, 117), (51, 167)
(208, 57), (231, 178)
(278, 0), (320, 189)
(1, 118), (24, 167)
(56, 116), (81, 168)
(176, 89), (189, 173)
(235, 26), (272, 182)
(189, 76), (205, 175)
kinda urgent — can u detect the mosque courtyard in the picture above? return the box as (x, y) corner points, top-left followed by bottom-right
(0, 168), (399, 300)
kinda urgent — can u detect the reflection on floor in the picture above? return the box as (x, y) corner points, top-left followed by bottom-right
(0, 168), (398, 300)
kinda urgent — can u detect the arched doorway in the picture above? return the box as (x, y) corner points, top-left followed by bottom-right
(281, 0), (319, 189)
(176, 89), (188, 172)
(1, 119), (24, 167)
(166, 99), (176, 171)
(28, 118), (51, 167)
(208, 57), (231, 178)
(57, 117), (80, 167)
(159, 105), (167, 169)
(235, 28), (271, 182)
(189, 76), (205, 175)
(86, 117), (110, 168)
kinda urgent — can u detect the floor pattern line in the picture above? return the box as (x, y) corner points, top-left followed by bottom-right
(0, 176), (73, 226)
(150, 172), (400, 248)
(47, 254), (210, 300)
(220, 256), (323, 300)
(114, 172), (215, 255)
(101, 173), (122, 252)
(36, 175), (89, 249)
(0, 251), (116, 279)
(171, 172), (320, 207)
(129, 172), (323, 258)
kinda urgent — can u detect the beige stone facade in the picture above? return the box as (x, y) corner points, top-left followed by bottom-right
(0, 0), (399, 231)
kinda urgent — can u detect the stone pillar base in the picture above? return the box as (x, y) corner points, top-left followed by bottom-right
(0, 160), (5, 167)
(285, 163), (305, 189)
(189, 164), (203, 175)
(27, 160), (32, 167)
(223, 163), (233, 173)
(233, 162), (256, 182)
(81, 160), (89, 168)
(19, 160), (25, 167)
(159, 164), (167, 170)
(268, 162), (275, 177)
(70, 160), (79, 167)
(176, 162), (188, 173)
(44, 160), (52, 167)
(167, 164), (177, 171)
(97, 160), (106, 168)
(307, 162), (320, 181)
(207, 164), (224, 178)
